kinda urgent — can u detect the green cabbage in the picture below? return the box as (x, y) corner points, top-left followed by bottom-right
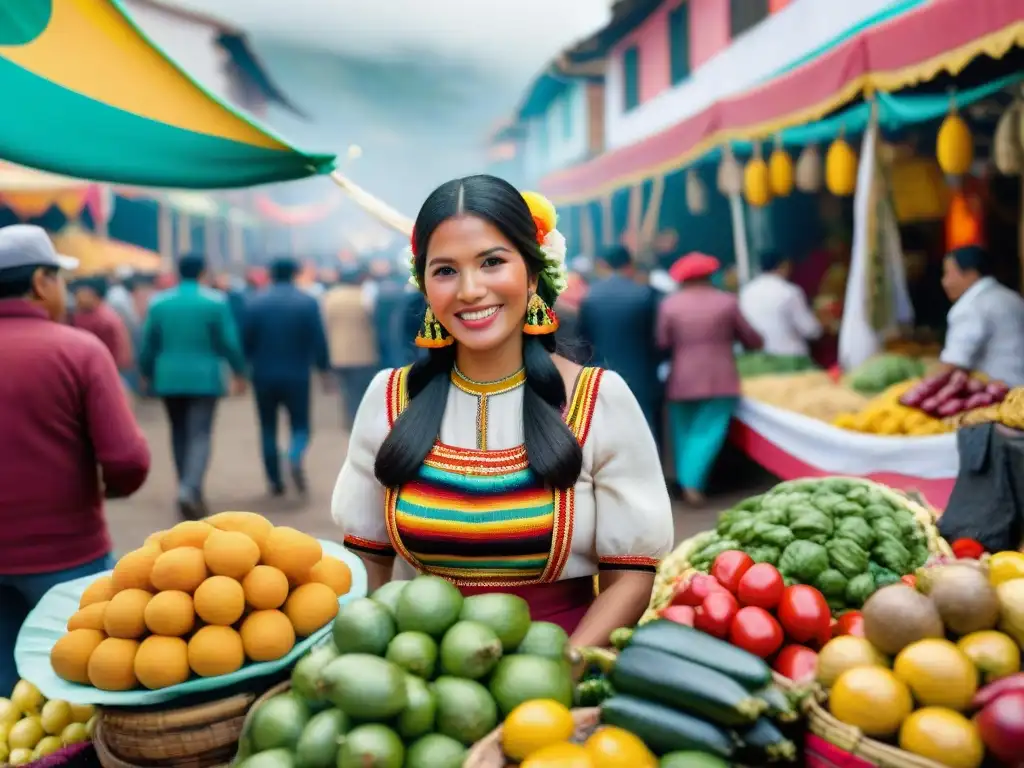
(778, 540), (830, 582)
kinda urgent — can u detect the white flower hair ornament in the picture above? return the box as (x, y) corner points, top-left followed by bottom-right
(405, 190), (569, 297)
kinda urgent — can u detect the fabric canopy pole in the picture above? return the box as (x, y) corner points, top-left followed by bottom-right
(327, 170), (414, 236)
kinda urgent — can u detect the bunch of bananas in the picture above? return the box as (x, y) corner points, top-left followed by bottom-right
(832, 380), (952, 436)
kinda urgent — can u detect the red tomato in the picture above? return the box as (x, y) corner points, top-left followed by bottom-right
(694, 591), (739, 639)
(660, 604), (696, 627)
(901, 574), (917, 588)
(672, 573), (726, 607)
(834, 610), (865, 638)
(729, 607), (784, 659)
(951, 537), (986, 560)
(736, 563), (785, 610)
(772, 644), (818, 682)
(711, 550), (754, 593)
(777, 585), (832, 644)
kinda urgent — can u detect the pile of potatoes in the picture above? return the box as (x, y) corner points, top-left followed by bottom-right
(50, 512), (351, 692)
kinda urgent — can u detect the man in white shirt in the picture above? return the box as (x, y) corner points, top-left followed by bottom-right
(940, 245), (1024, 387)
(739, 251), (823, 357)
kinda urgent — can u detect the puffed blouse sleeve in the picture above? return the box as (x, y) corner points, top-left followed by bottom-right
(589, 370), (675, 572)
(331, 368), (396, 558)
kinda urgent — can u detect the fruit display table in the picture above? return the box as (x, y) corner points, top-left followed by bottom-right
(730, 399), (957, 508)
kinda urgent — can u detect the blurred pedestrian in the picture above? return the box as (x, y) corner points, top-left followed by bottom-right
(70, 275), (133, 374)
(138, 254), (247, 519)
(322, 265), (379, 430)
(0, 225), (149, 695)
(657, 253), (763, 505)
(579, 245), (661, 434)
(244, 257), (330, 495)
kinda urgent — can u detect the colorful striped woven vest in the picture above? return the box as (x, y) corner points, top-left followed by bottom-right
(383, 365), (602, 588)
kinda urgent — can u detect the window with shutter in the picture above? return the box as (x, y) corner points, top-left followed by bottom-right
(730, 0), (769, 39)
(622, 45), (640, 112)
(668, 3), (690, 84)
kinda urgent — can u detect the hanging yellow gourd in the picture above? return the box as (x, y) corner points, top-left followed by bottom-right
(768, 136), (794, 197)
(743, 143), (771, 207)
(685, 169), (707, 215)
(795, 145), (822, 192)
(993, 100), (1023, 176)
(825, 133), (857, 196)
(936, 95), (974, 175)
(717, 145), (743, 196)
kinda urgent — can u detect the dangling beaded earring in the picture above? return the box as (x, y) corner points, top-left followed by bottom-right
(523, 292), (559, 335)
(415, 307), (454, 348)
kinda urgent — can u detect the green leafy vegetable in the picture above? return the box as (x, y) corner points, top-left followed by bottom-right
(814, 568), (849, 600)
(778, 540), (830, 582)
(835, 517), (874, 551)
(845, 572), (876, 607)
(826, 538), (870, 579)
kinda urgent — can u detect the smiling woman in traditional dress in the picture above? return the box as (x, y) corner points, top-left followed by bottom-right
(330, 176), (674, 646)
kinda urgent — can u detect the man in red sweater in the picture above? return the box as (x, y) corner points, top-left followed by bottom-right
(71, 275), (133, 372)
(0, 225), (151, 695)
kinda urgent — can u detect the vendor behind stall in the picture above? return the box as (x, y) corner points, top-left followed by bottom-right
(939, 245), (1024, 387)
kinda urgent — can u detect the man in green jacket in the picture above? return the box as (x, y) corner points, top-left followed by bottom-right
(139, 255), (247, 519)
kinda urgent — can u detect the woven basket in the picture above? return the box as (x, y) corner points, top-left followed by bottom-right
(804, 694), (945, 768)
(464, 707), (601, 768)
(96, 675), (287, 768)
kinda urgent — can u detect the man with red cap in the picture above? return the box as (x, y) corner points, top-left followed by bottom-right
(657, 253), (763, 505)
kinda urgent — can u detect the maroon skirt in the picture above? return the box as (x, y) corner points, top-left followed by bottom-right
(459, 577), (595, 635)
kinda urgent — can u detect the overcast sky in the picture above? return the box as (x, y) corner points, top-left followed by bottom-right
(164, 0), (611, 80)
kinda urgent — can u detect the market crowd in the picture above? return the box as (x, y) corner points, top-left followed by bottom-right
(2, 206), (1024, 694)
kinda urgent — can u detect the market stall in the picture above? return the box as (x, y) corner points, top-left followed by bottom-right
(730, 399), (958, 508)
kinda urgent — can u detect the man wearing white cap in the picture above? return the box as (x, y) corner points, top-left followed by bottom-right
(0, 225), (151, 695)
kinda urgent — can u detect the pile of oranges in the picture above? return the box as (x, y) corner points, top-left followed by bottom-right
(50, 512), (351, 691)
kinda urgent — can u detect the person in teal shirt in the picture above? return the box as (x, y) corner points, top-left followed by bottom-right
(139, 255), (247, 519)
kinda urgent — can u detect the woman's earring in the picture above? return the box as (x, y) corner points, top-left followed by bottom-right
(523, 292), (559, 336)
(415, 307), (454, 348)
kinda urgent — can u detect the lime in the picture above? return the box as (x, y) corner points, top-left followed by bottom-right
(404, 733), (467, 768)
(516, 621), (570, 660)
(395, 676), (435, 740)
(337, 724), (404, 768)
(432, 676), (498, 745)
(385, 631), (437, 679)
(370, 581), (408, 617)
(395, 576), (463, 638)
(333, 598), (395, 655)
(439, 621), (503, 679)
(460, 593), (531, 651)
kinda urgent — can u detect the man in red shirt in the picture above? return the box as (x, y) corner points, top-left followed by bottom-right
(71, 276), (133, 371)
(0, 225), (151, 695)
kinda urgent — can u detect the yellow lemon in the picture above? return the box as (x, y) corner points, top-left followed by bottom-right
(61, 722), (90, 746)
(8, 717), (45, 750)
(86, 714), (98, 738)
(501, 699), (575, 761)
(68, 703), (95, 724)
(0, 698), (20, 726)
(40, 699), (72, 736)
(521, 742), (594, 768)
(10, 681), (43, 716)
(989, 552), (1024, 586)
(33, 736), (63, 760)
(9, 747), (34, 766)
(584, 726), (657, 767)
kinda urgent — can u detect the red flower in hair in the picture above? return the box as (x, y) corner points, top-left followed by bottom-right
(410, 226), (418, 257)
(532, 216), (547, 245)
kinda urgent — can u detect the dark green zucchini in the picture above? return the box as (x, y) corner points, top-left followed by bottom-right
(601, 695), (735, 758)
(754, 685), (799, 723)
(735, 717), (797, 763)
(610, 646), (766, 726)
(625, 620), (771, 689)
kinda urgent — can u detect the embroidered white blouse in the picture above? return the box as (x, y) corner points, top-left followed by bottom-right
(331, 365), (674, 584)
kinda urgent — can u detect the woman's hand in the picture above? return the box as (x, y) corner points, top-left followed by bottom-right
(569, 570), (655, 648)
